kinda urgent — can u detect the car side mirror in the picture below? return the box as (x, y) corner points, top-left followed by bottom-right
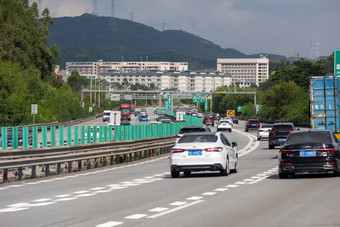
(232, 142), (238, 147)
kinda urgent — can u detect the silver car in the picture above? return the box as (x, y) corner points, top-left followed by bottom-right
(257, 124), (273, 140)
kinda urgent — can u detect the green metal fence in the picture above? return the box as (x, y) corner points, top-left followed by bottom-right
(0, 114), (202, 150)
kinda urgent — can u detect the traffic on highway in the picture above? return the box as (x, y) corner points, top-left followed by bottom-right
(1, 110), (340, 227)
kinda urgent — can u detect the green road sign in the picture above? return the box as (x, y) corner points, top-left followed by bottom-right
(205, 101), (208, 111)
(193, 98), (205, 102)
(165, 101), (171, 110)
(237, 106), (244, 112)
(335, 50), (340, 76)
(167, 94), (172, 101)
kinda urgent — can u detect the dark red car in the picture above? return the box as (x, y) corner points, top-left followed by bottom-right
(203, 116), (215, 126)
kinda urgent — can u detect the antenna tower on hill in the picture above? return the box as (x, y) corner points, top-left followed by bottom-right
(92, 0), (99, 16)
(109, 0), (117, 31)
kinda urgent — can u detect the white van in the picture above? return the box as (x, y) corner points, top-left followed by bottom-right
(103, 110), (111, 121)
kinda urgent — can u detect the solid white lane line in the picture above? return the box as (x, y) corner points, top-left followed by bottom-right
(96, 221), (123, 227)
(125, 214), (147, 219)
(91, 187), (106, 191)
(243, 179), (254, 182)
(248, 176), (268, 184)
(186, 196), (203, 201)
(8, 203), (30, 208)
(76, 193), (95, 197)
(147, 200), (204, 219)
(169, 201), (188, 206)
(149, 207), (169, 212)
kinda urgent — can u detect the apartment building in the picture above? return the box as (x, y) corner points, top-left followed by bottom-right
(101, 71), (232, 92)
(217, 58), (269, 86)
(65, 60), (189, 78)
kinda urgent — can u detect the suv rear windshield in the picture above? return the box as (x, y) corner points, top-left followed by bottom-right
(287, 132), (332, 143)
(273, 125), (294, 130)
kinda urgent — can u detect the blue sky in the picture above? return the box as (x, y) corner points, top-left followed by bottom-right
(31, 0), (340, 58)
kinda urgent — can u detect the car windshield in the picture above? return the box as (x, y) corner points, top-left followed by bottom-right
(249, 120), (259, 124)
(178, 135), (217, 143)
(103, 112), (110, 116)
(261, 124), (273, 128)
(287, 132), (332, 144)
(121, 108), (130, 113)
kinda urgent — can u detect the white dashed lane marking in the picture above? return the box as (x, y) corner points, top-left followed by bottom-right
(202, 192), (217, 196)
(170, 201), (188, 206)
(186, 196), (203, 201)
(125, 214), (147, 219)
(96, 221), (123, 227)
(149, 207), (169, 212)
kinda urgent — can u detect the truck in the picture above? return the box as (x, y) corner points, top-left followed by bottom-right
(119, 101), (131, 121)
(310, 75), (340, 139)
(107, 111), (121, 126)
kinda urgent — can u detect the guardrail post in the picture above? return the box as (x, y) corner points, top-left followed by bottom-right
(45, 164), (49, 177)
(87, 159), (91, 169)
(22, 126), (29, 149)
(32, 126), (39, 148)
(59, 126), (64, 146)
(67, 126), (72, 146)
(31, 166), (36, 178)
(50, 126), (56, 147)
(115, 155), (120, 164)
(103, 157), (107, 166)
(3, 169), (8, 183)
(74, 126), (79, 145)
(12, 126), (18, 149)
(93, 126), (98, 143)
(57, 163), (61, 174)
(42, 126), (48, 148)
(110, 156), (114, 165)
(1, 127), (8, 150)
(67, 161), (72, 173)
(80, 126), (85, 144)
(18, 167), (23, 180)
(78, 160), (82, 171)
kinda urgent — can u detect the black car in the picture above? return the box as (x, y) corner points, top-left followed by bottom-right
(268, 123), (296, 149)
(245, 119), (260, 132)
(4, 129), (33, 146)
(231, 116), (238, 124)
(278, 130), (340, 178)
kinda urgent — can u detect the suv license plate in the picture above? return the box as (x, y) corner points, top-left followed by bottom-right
(300, 151), (316, 157)
(188, 150), (202, 156)
(279, 138), (286, 142)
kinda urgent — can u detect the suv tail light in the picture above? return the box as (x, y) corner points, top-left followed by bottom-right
(270, 130), (276, 134)
(171, 148), (185, 153)
(176, 135), (181, 138)
(205, 147), (223, 152)
(289, 130), (294, 133)
(321, 147), (336, 153)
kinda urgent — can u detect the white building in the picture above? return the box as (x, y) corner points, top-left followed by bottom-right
(217, 58), (269, 86)
(65, 60), (189, 79)
(101, 71), (232, 92)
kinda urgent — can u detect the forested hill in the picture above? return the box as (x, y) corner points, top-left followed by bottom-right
(48, 14), (284, 68)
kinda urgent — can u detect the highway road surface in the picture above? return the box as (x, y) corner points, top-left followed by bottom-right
(0, 121), (340, 227)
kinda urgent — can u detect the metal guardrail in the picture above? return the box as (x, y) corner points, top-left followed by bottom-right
(0, 136), (175, 183)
